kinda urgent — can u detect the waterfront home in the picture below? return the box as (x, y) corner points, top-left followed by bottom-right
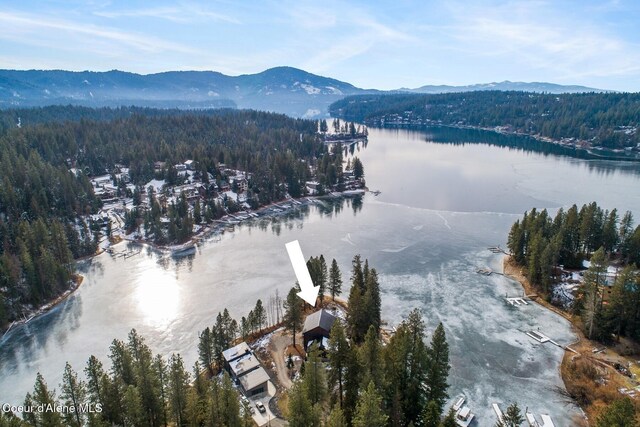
(302, 309), (337, 351)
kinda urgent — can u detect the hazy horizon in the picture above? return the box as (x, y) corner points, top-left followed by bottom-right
(1, 1), (639, 92)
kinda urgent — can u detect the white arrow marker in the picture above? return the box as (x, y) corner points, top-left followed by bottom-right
(285, 240), (319, 306)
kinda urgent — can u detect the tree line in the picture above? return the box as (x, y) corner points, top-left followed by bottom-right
(330, 91), (640, 149)
(285, 255), (452, 427)
(507, 202), (640, 342)
(0, 329), (253, 427)
(0, 107), (334, 329)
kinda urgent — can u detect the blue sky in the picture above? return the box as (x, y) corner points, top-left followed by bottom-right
(1, 0), (639, 91)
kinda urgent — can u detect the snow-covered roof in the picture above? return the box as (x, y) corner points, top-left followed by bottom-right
(222, 342), (251, 363)
(238, 367), (270, 392)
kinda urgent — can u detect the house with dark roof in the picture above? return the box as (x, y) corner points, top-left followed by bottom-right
(302, 309), (337, 351)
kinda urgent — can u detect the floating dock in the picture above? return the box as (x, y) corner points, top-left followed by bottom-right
(492, 403), (504, 423)
(488, 246), (509, 255)
(477, 268), (493, 275)
(526, 330), (550, 343)
(506, 297), (529, 306)
(526, 412), (555, 427)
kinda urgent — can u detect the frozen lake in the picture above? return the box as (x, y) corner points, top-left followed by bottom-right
(2, 126), (640, 425)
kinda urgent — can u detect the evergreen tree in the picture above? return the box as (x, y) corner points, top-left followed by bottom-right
(287, 382), (320, 427)
(198, 327), (215, 377)
(359, 325), (383, 389)
(496, 402), (524, 427)
(253, 299), (267, 331)
(352, 157), (364, 179)
(363, 268), (382, 333)
(168, 354), (189, 427)
(24, 373), (63, 427)
(422, 400), (441, 427)
(343, 343), (361, 425)
(283, 286), (304, 348)
(122, 385), (146, 427)
(84, 355), (110, 425)
(0, 411), (26, 427)
(327, 320), (349, 408)
(318, 255), (328, 303)
(425, 323), (450, 416)
(440, 408), (457, 427)
(352, 381), (388, 427)
(153, 355), (169, 427)
(59, 363), (86, 427)
(595, 397), (637, 427)
(302, 344), (327, 405)
(329, 258), (343, 301)
(326, 406), (347, 427)
(581, 248), (608, 340)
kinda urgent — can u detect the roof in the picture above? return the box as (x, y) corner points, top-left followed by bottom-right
(238, 367), (271, 391)
(228, 353), (261, 377)
(303, 309), (337, 334)
(222, 342), (251, 363)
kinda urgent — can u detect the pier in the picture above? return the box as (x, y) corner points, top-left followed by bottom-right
(488, 246), (509, 255)
(506, 297), (529, 306)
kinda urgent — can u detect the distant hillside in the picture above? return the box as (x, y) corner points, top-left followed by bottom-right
(0, 67), (376, 118)
(1, 67), (610, 118)
(400, 80), (608, 94)
(330, 92), (640, 151)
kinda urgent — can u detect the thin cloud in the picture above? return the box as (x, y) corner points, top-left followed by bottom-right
(291, 2), (416, 73)
(93, 4), (240, 25)
(443, 1), (640, 80)
(0, 11), (201, 55)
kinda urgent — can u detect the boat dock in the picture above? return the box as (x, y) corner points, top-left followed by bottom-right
(526, 330), (550, 343)
(506, 297), (529, 306)
(494, 403), (554, 427)
(488, 246), (509, 255)
(492, 403), (504, 423)
(477, 268), (493, 275)
(525, 330), (577, 353)
(526, 411), (556, 427)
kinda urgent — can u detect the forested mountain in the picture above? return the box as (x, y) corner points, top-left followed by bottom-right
(330, 92), (640, 149)
(0, 107), (331, 328)
(1, 67), (608, 119)
(400, 80), (606, 94)
(0, 67), (374, 118)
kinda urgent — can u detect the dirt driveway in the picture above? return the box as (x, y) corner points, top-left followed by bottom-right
(267, 329), (303, 390)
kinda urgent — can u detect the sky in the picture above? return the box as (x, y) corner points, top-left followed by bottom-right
(0, 0), (639, 91)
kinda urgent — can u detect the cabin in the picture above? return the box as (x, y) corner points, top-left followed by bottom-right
(302, 309), (337, 351)
(221, 342), (272, 397)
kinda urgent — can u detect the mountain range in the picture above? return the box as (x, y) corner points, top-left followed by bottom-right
(0, 67), (607, 117)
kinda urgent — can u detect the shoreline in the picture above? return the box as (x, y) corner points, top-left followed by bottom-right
(502, 255), (640, 425)
(1, 274), (85, 339)
(0, 190), (366, 338)
(380, 122), (640, 162)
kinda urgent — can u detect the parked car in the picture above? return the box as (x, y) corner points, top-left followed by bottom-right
(256, 402), (266, 414)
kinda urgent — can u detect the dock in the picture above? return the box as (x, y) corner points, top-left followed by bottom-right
(477, 268), (493, 275)
(492, 403), (504, 423)
(488, 246), (509, 255)
(526, 411), (555, 427)
(506, 297), (529, 306)
(526, 330), (550, 343)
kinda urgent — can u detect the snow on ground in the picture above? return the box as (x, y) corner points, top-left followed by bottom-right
(145, 179), (166, 193)
(250, 327), (283, 351)
(303, 109), (321, 118)
(298, 83), (320, 94)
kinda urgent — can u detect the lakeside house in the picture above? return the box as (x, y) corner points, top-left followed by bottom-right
(222, 342), (273, 396)
(302, 309), (337, 351)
